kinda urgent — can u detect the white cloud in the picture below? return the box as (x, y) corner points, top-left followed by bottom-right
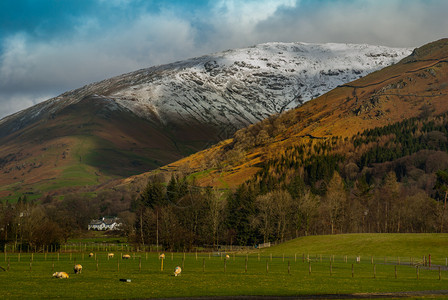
(214, 0), (296, 28)
(253, 0), (448, 47)
(0, 93), (51, 119)
(1, 0), (447, 119)
(0, 12), (204, 119)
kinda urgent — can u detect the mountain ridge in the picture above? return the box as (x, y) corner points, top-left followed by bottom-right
(0, 42), (412, 200)
(0, 42), (411, 136)
(141, 38), (448, 189)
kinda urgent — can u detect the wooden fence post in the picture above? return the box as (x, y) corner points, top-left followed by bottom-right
(203, 258), (205, 272)
(351, 264), (354, 278)
(266, 260), (269, 273)
(394, 266), (397, 279)
(309, 262), (311, 275)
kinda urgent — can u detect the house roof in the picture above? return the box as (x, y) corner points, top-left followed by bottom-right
(89, 217), (121, 226)
(89, 220), (104, 226)
(103, 218), (119, 225)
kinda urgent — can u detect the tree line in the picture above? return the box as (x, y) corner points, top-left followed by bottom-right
(4, 113), (448, 251)
(128, 113), (448, 249)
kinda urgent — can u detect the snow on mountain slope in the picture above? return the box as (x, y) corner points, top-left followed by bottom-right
(0, 42), (412, 138)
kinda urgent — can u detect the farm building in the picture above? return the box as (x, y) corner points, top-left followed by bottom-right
(88, 217), (122, 231)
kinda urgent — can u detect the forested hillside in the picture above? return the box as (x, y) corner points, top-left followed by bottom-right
(128, 113), (448, 249)
(2, 39), (448, 251)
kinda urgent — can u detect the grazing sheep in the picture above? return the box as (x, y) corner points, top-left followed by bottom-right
(174, 266), (182, 277)
(53, 271), (69, 279)
(122, 254), (131, 259)
(74, 264), (82, 274)
(108, 253), (114, 259)
(159, 253), (165, 259)
(225, 254), (230, 260)
(89, 253), (94, 258)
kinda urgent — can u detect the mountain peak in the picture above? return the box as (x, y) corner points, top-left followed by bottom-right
(0, 42), (412, 199)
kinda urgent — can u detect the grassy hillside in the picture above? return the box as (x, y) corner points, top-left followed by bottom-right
(0, 96), (219, 201)
(260, 233), (448, 259)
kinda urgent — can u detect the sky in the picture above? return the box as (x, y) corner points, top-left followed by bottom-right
(1, 0), (447, 119)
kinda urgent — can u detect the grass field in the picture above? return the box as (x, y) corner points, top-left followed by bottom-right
(2, 233), (448, 299)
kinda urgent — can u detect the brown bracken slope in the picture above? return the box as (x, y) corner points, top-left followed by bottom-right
(118, 38), (448, 190)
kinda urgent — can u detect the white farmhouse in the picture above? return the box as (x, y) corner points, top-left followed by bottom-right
(88, 217), (122, 231)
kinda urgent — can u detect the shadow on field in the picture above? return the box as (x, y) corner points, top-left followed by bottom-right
(148, 290), (448, 299)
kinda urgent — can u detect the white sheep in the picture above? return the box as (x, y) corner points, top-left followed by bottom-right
(74, 264), (82, 274)
(89, 253), (94, 258)
(53, 271), (69, 279)
(174, 266), (182, 276)
(122, 254), (131, 259)
(225, 254), (230, 260)
(108, 253), (114, 259)
(159, 253), (165, 259)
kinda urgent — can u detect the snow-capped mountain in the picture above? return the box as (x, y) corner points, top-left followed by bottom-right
(0, 42), (411, 138)
(0, 42), (414, 198)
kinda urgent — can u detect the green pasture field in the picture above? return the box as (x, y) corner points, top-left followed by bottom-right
(1, 233), (448, 299)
